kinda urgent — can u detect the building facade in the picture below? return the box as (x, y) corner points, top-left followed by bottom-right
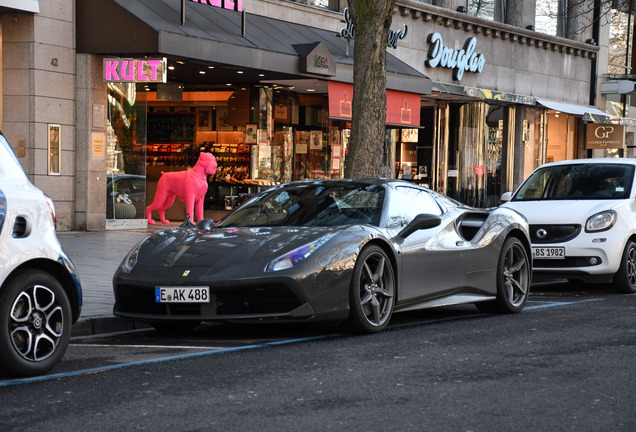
(1, 0), (634, 231)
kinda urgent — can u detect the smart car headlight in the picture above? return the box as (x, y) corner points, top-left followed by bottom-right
(585, 210), (617, 233)
(266, 233), (336, 272)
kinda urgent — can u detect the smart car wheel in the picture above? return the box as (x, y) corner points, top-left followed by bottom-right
(477, 237), (530, 313)
(613, 240), (636, 294)
(0, 270), (72, 377)
(346, 245), (395, 333)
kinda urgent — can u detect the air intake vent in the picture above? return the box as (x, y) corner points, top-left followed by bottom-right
(12, 216), (29, 238)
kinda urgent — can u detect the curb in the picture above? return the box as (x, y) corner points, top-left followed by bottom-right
(72, 316), (151, 337)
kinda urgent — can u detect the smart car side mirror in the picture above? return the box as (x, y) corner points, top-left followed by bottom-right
(500, 192), (513, 203)
(397, 213), (442, 239)
(195, 218), (215, 231)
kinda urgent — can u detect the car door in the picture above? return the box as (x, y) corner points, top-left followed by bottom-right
(388, 186), (468, 302)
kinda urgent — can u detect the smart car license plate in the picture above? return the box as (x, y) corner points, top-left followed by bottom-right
(155, 286), (210, 303)
(532, 247), (565, 259)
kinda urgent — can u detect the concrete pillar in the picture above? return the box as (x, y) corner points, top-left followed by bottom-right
(75, 54), (108, 231)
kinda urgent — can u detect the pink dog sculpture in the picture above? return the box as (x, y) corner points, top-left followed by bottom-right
(146, 152), (217, 224)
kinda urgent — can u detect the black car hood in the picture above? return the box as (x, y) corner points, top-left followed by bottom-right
(135, 226), (343, 270)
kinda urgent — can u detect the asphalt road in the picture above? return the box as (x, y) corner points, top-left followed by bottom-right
(1, 281), (635, 432)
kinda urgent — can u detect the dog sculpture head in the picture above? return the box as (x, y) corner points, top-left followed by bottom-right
(197, 152), (218, 175)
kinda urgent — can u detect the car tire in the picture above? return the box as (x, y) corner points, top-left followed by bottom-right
(0, 270), (72, 377)
(476, 237), (530, 314)
(613, 240), (636, 293)
(346, 245), (395, 333)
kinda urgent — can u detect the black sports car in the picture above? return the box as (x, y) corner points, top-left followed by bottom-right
(113, 179), (532, 333)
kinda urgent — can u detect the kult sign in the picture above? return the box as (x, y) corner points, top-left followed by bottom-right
(425, 33), (485, 81)
(103, 58), (167, 83)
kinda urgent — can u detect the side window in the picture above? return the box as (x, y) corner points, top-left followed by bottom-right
(387, 186), (442, 228)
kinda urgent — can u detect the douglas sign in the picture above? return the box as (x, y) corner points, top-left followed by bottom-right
(425, 33), (485, 81)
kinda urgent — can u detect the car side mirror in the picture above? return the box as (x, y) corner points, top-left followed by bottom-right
(397, 213), (442, 239)
(500, 192), (513, 203)
(195, 218), (215, 231)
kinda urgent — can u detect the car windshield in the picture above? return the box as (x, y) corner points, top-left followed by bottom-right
(216, 182), (385, 227)
(512, 163), (634, 201)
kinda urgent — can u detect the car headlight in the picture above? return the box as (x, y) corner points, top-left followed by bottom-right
(585, 210), (617, 233)
(119, 241), (143, 273)
(266, 233), (336, 272)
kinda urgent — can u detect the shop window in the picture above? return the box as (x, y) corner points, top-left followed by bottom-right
(440, 102), (509, 208)
(106, 83), (147, 221)
(513, 106), (545, 189)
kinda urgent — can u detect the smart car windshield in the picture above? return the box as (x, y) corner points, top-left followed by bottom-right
(512, 163), (634, 201)
(216, 182), (385, 227)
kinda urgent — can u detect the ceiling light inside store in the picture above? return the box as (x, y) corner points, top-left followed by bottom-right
(237, 71), (243, 74)
(259, 74), (265, 77)
(208, 66), (215, 69)
(199, 71), (206, 74)
(176, 60), (184, 64)
(168, 66), (175, 70)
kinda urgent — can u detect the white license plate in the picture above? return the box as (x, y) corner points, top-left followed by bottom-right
(155, 286), (210, 303)
(532, 247), (565, 259)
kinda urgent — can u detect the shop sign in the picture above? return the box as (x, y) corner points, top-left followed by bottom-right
(103, 58), (167, 83)
(586, 124), (624, 149)
(191, 0), (242, 12)
(339, 8), (408, 49)
(297, 42), (336, 77)
(425, 33), (485, 81)
(327, 82), (421, 126)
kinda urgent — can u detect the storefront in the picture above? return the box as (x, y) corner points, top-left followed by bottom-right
(78, 0), (431, 228)
(387, 3), (611, 207)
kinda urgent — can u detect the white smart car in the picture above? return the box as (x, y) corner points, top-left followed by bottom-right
(501, 158), (636, 293)
(0, 132), (82, 377)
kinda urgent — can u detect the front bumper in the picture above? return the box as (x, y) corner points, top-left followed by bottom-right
(113, 268), (352, 325)
(531, 234), (624, 277)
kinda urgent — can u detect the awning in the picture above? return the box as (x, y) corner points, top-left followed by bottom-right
(537, 99), (606, 116)
(0, 0), (39, 13)
(328, 81), (421, 126)
(77, 0), (431, 95)
(583, 112), (636, 127)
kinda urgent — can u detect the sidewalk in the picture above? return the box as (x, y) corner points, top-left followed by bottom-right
(60, 211), (229, 336)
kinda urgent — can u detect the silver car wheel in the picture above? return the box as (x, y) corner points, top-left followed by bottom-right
(10, 284), (64, 362)
(347, 246), (395, 333)
(614, 240), (636, 293)
(502, 240), (530, 308)
(0, 270), (71, 377)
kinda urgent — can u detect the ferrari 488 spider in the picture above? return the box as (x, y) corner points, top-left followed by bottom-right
(113, 179), (532, 333)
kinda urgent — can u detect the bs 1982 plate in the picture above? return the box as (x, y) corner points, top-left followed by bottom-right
(532, 247), (565, 259)
(155, 286), (210, 303)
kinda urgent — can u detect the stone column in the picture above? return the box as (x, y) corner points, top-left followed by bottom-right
(75, 54), (108, 230)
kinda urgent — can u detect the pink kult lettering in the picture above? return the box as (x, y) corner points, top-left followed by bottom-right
(191, 0), (242, 12)
(146, 60), (162, 81)
(104, 60), (120, 81)
(136, 60), (149, 81)
(120, 60), (134, 80)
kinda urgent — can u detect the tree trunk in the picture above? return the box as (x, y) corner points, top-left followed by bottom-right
(344, 0), (396, 179)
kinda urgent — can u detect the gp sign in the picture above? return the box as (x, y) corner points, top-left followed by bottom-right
(425, 33), (485, 81)
(586, 123), (624, 149)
